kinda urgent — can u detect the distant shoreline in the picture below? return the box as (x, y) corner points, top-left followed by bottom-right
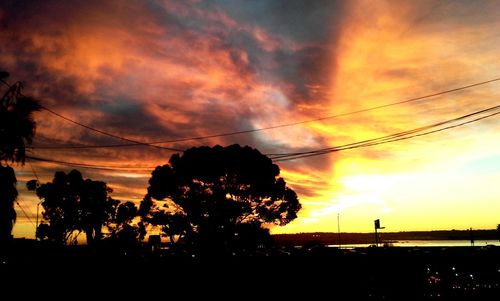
(273, 229), (498, 246)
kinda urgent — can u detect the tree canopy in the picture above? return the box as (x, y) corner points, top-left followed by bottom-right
(32, 170), (124, 245)
(107, 201), (146, 246)
(143, 144), (301, 254)
(0, 72), (41, 165)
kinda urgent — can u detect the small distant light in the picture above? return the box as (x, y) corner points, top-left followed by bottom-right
(192, 254), (196, 258)
(435, 272), (439, 275)
(452, 267), (456, 271)
(2, 261), (6, 264)
(455, 273), (458, 277)
(470, 274), (474, 278)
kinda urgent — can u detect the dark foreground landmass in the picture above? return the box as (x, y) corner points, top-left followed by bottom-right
(1, 239), (499, 300)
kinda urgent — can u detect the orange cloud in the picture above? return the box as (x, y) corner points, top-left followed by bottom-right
(2, 0), (341, 238)
(6, 0), (500, 239)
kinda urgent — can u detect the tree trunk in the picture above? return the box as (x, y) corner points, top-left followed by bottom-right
(85, 226), (94, 245)
(0, 166), (17, 243)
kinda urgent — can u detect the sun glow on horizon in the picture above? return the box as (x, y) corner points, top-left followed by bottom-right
(272, 0), (500, 234)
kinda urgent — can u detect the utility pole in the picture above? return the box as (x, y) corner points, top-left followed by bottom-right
(470, 227), (474, 247)
(36, 201), (41, 240)
(36, 202), (39, 239)
(337, 213), (341, 248)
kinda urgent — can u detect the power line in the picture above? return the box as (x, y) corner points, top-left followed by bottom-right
(15, 199), (36, 229)
(6, 73), (500, 165)
(269, 103), (500, 158)
(273, 109), (500, 161)
(27, 155), (157, 171)
(272, 104), (500, 162)
(1, 79), (183, 152)
(40, 106), (184, 152)
(26, 76), (500, 150)
(25, 102), (500, 168)
(26, 158), (40, 182)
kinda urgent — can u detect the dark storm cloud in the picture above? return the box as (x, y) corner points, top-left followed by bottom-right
(271, 45), (333, 103)
(204, 0), (345, 42)
(95, 97), (177, 138)
(202, 0), (346, 105)
(0, 0), (347, 145)
(1, 0), (348, 216)
(141, 0), (346, 106)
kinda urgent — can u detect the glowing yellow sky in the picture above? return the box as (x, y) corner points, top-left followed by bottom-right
(5, 0), (500, 239)
(272, 0), (500, 233)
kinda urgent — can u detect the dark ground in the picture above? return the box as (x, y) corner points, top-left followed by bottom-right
(1, 240), (499, 300)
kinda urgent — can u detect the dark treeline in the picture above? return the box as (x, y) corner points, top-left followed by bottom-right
(0, 72), (301, 256)
(24, 144), (301, 257)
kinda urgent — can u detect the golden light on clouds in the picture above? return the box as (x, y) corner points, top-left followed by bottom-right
(3, 1), (500, 238)
(274, 0), (500, 233)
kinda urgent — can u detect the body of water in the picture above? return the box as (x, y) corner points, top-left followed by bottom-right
(329, 240), (500, 248)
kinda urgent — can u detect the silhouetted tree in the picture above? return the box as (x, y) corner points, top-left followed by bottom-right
(497, 224), (500, 241)
(0, 72), (41, 241)
(140, 195), (190, 248)
(0, 166), (17, 242)
(80, 179), (116, 244)
(31, 170), (117, 245)
(143, 144), (301, 255)
(113, 201), (138, 231)
(107, 201), (146, 243)
(33, 170), (81, 244)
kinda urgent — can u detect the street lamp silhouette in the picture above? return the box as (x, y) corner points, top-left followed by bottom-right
(374, 219), (385, 247)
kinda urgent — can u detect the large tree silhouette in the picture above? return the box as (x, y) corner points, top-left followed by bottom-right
(32, 170), (117, 245)
(143, 144), (301, 254)
(0, 71), (41, 242)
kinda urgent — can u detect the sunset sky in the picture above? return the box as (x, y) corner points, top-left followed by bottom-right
(2, 0), (500, 239)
